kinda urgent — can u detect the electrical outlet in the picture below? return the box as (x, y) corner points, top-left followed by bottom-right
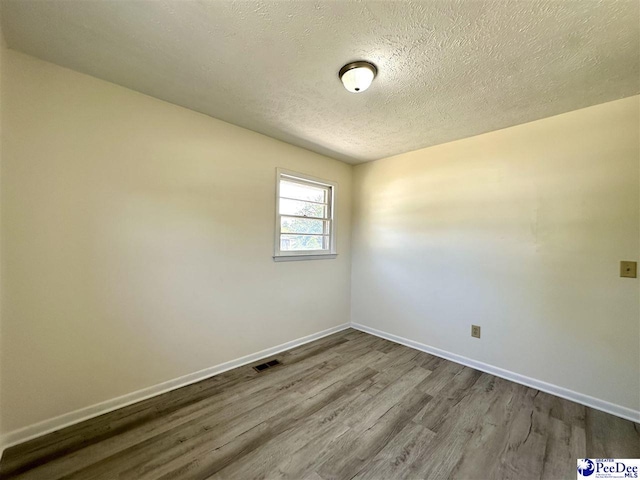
(620, 261), (637, 278)
(471, 325), (481, 339)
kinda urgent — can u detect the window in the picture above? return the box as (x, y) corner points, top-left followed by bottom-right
(274, 169), (337, 260)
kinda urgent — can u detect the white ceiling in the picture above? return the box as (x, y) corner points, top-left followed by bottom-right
(2, 1), (639, 164)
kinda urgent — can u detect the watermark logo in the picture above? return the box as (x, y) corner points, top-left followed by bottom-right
(577, 459), (595, 477)
(578, 458), (596, 477)
(578, 459), (639, 479)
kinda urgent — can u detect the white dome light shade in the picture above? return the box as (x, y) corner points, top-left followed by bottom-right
(339, 61), (377, 93)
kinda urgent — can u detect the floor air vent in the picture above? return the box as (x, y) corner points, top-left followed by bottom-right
(253, 359), (281, 372)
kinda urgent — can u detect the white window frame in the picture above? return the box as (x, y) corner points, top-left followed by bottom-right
(274, 168), (337, 261)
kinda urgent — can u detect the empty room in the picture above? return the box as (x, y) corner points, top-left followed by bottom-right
(0, 1), (638, 479)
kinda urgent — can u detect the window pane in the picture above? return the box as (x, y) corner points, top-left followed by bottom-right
(281, 216), (327, 235)
(280, 234), (328, 251)
(279, 198), (327, 219)
(280, 180), (327, 203)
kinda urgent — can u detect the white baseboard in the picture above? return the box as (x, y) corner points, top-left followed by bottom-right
(351, 322), (640, 424)
(0, 323), (350, 455)
(3, 320), (636, 458)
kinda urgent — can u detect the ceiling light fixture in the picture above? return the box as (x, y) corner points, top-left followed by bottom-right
(339, 61), (377, 93)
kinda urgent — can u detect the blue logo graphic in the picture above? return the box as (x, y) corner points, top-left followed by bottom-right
(577, 459), (595, 477)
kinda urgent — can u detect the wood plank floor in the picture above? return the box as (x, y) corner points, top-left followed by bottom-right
(1, 328), (638, 480)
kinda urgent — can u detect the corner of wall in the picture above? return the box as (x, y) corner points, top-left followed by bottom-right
(0, 8), (6, 449)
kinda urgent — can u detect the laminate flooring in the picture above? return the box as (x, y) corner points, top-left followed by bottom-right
(1, 329), (638, 480)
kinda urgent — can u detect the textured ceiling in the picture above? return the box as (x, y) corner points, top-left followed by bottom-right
(2, 1), (639, 164)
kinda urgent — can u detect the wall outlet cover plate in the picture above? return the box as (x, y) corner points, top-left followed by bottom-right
(471, 325), (481, 338)
(620, 261), (637, 278)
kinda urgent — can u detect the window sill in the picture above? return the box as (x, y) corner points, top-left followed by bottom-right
(273, 254), (337, 262)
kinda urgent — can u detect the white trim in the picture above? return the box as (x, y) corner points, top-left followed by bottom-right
(350, 322), (640, 424)
(274, 168), (337, 259)
(0, 323), (350, 455)
(273, 254), (337, 262)
(3, 321), (636, 457)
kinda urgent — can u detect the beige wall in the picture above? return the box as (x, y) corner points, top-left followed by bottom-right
(0, 11), (5, 438)
(0, 50), (352, 434)
(1, 45), (638, 440)
(352, 96), (640, 411)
